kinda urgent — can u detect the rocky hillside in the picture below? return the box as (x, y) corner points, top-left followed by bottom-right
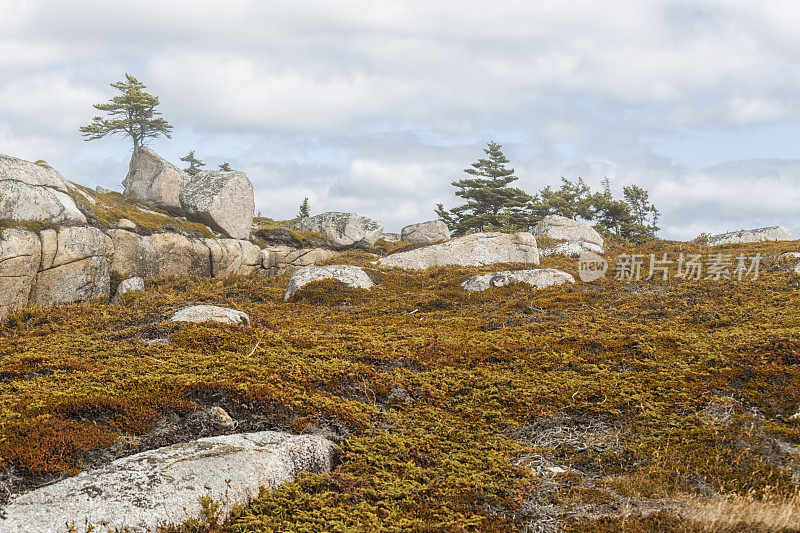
(1, 151), (800, 531)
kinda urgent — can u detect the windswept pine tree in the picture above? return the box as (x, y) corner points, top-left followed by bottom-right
(436, 142), (532, 235)
(80, 74), (173, 151)
(298, 197), (310, 218)
(180, 151), (205, 176)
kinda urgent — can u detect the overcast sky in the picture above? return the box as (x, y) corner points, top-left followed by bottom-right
(2, 1), (800, 237)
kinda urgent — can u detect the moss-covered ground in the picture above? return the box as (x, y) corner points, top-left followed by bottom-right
(1, 238), (799, 531)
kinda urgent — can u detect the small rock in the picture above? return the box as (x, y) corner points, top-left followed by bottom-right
(380, 232), (402, 243)
(115, 218), (136, 230)
(113, 277), (144, 303)
(209, 406), (236, 428)
(400, 220), (450, 243)
(169, 305), (250, 326)
(95, 185), (113, 194)
(285, 265), (375, 300)
(461, 268), (575, 292)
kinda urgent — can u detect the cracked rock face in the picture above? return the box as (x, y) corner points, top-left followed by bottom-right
(0, 155), (86, 224)
(377, 232), (539, 270)
(0, 431), (335, 533)
(288, 212), (383, 250)
(461, 268), (575, 292)
(0, 229), (41, 320)
(285, 265), (375, 300)
(179, 170), (254, 240)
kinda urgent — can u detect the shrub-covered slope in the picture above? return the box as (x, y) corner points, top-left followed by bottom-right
(1, 239), (799, 531)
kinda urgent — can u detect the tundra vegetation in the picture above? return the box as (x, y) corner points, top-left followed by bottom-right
(0, 235), (799, 531)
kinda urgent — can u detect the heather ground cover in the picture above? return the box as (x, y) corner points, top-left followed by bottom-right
(1, 238), (799, 531)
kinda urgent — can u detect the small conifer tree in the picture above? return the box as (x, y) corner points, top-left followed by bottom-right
(298, 197), (310, 218)
(180, 151), (205, 176)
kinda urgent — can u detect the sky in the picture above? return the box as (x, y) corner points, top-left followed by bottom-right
(1, 1), (799, 238)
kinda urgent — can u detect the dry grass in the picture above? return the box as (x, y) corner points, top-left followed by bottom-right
(684, 489), (800, 532)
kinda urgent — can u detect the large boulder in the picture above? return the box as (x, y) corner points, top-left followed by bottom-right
(29, 227), (111, 307)
(0, 431), (334, 532)
(122, 146), (191, 214)
(533, 215), (604, 247)
(262, 245), (337, 276)
(285, 265), (374, 300)
(401, 220), (450, 244)
(540, 240), (604, 258)
(169, 304), (250, 326)
(707, 226), (794, 246)
(377, 232), (539, 270)
(106, 230), (211, 279)
(0, 229), (41, 320)
(462, 268), (575, 292)
(205, 238), (262, 277)
(179, 170), (254, 240)
(288, 212), (383, 250)
(0, 155), (86, 224)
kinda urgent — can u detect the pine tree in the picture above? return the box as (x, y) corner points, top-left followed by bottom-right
(80, 74), (172, 151)
(298, 197), (310, 218)
(218, 162), (232, 171)
(529, 177), (594, 222)
(435, 142), (532, 236)
(180, 151), (205, 176)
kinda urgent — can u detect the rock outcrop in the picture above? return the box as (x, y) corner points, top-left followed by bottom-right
(179, 170), (254, 240)
(0, 431), (334, 533)
(107, 230), (211, 279)
(169, 304), (250, 326)
(288, 212), (383, 250)
(0, 229), (41, 320)
(377, 232), (539, 270)
(540, 240), (604, 258)
(0, 155), (86, 224)
(707, 226), (794, 246)
(401, 220), (450, 243)
(461, 268), (575, 292)
(206, 238), (262, 277)
(262, 246), (337, 276)
(285, 265), (375, 300)
(29, 227), (111, 307)
(122, 146), (191, 214)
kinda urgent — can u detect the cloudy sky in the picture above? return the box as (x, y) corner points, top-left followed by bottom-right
(2, 1), (799, 238)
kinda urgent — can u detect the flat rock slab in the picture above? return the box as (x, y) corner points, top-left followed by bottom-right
(169, 305), (250, 326)
(285, 265), (374, 300)
(377, 232), (539, 270)
(707, 226), (793, 246)
(461, 268), (575, 292)
(0, 431), (335, 533)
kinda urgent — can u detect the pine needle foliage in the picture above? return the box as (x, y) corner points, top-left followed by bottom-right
(79, 74), (173, 150)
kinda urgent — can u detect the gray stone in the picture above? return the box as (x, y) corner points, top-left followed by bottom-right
(95, 185), (113, 194)
(461, 268), (575, 292)
(106, 230), (211, 279)
(0, 154), (71, 191)
(540, 240), (604, 258)
(205, 238), (262, 278)
(169, 305), (250, 326)
(113, 277), (145, 303)
(380, 232), (402, 243)
(401, 220), (450, 243)
(0, 431), (334, 533)
(707, 226), (794, 246)
(285, 265), (374, 300)
(0, 229), (41, 320)
(122, 146), (191, 214)
(261, 246), (337, 276)
(377, 232), (539, 270)
(115, 218), (137, 230)
(288, 212), (383, 250)
(532, 215), (604, 247)
(179, 170), (254, 240)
